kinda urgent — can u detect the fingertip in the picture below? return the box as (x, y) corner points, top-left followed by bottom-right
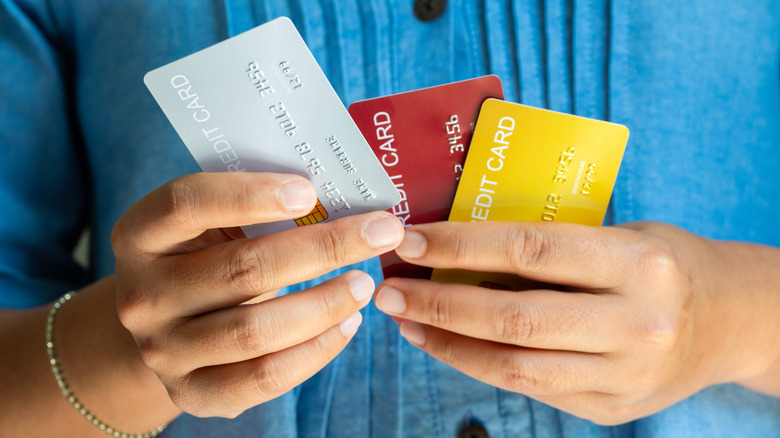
(339, 311), (363, 337)
(279, 180), (317, 214)
(394, 230), (427, 259)
(374, 285), (406, 315)
(364, 213), (404, 249)
(399, 322), (426, 346)
(346, 270), (376, 303)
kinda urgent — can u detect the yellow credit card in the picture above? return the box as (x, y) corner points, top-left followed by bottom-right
(430, 98), (629, 289)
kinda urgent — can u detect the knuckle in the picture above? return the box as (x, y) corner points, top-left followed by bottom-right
(224, 243), (277, 293)
(426, 288), (453, 327)
(506, 225), (554, 274)
(237, 179), (254, 213)
(637, 314), (684, 352)
(500, 303), (544, 345)
(160, 176), (200, 227)
(303, 329), (339, 361)
(135, 336), (168, 371)
(111, 200), (146, 255)
(316, 225), (350, 267)
(170, 373), (245, 419)
(436, 334), (460, 365)
(251, 357), (287, 399)
(228, 311), (272, 356)
(228, 175), (267, 218)
(110, 217), (130, 255)
(634, 245), (689, 351)
(115, 285), (149, 331)
(449, 231), (472, 265)
(312, 287), (343, 321)
(167, 380), (207, 417)
(502, 356), (542, 393)
(639, 240), (681, 282)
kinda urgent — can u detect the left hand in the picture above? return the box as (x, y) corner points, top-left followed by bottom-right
(374, 221), (780, 425)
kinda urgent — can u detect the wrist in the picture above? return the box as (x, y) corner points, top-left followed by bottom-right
(55, 277), (181, 433)
(48, 291), (167, 437)
(705, 240), (780, 395)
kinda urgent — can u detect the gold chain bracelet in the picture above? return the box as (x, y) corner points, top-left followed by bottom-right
(46, 291), (167, 438)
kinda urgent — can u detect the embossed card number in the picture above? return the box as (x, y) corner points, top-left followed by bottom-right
(431, 98), (629, 289)
(144, 17), (400, 237)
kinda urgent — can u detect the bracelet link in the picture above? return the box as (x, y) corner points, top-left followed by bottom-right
(46, 291), (167, 438)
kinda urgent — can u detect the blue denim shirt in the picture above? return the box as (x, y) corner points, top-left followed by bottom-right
(2, 0), (779, 436)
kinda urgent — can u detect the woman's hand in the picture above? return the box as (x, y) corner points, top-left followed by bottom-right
(112, 172), (403, 418)
(374, 221), (780, 425)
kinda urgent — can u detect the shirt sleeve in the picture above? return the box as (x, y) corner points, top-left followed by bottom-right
(0, 0), (90, 308)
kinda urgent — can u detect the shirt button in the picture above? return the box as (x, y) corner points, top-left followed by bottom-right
(457, 423), (490, 438)
(413, 0), (447, 22)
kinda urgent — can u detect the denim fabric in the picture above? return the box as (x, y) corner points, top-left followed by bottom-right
(1, 0), (779, 436)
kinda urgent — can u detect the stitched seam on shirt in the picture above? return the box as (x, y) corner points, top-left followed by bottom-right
(609, 0), (635, 222)
(491, 0), (521, 102)
(319, 354), (341, 438)
(605, 0), (612, 123)
(425, 356), (445, 437)
(566, 0), (574, 114)
(219, 0), (233, 39)
(321, 0), (347, 100)
(604, 0), (616, 225)
(464, 0), (482, 78)
(541, 0), (551, 109)
(526, 396), (538, 438)
(447, 0), (456, 82)
(396, 335), (405, 438)
(365, 304), (374, 438)
(496, 388), (510, 438)
(386, 0), (399, 93)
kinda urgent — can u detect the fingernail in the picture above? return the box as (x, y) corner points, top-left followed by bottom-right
(375, 286), (406, 314)
(394, 231), (427, 259)
(280, 181), (315, 212)
(340, 312), (363, 337)
(400, 322), (426, 345)
(349, 273), (375, 302)
(364, 215), (403, 249)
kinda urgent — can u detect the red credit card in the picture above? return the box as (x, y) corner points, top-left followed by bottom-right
(348, 76), (504, 278)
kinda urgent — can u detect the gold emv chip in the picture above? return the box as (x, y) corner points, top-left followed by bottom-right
(294, 199), (329, 226)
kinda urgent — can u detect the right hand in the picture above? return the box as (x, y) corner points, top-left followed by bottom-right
(111, 172), (403, 418)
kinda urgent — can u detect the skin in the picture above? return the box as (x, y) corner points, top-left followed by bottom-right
(0, 172), (404, 436)
(0, 277), (179, 437)
(2, 171), (777, 434)
(374, 220), (780, 425)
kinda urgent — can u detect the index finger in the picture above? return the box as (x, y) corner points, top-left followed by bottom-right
(375, 278), (619, 353)
(113, 172), (317, 255)
(393, 221), (638, 289)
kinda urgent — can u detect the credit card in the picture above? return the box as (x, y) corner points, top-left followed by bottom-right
(144, 17), (401, 237)
(431, 98), (629, 289)
(348, 76), (504, 278)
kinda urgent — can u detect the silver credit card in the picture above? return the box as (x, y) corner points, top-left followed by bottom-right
(145, 17), (400, 237)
